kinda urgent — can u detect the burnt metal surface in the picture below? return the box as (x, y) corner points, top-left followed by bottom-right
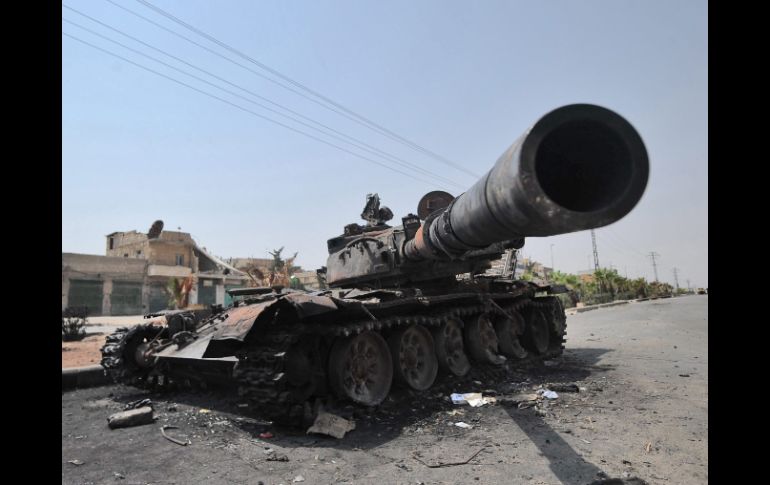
(100, 104), (647, 427)
(417, 190), (455, 220)
(328, 104), (648, 287)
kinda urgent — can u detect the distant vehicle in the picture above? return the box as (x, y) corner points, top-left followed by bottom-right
(697, 288), (706, 294)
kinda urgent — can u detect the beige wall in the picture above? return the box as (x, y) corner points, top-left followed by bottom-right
(106, 231), (148, 257)
(147, 241), (195, 269)
(63, 253), (148, 275)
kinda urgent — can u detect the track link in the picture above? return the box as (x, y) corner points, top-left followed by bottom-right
(232, 294), (567, 424)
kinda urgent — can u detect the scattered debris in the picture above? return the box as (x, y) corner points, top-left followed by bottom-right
(539, 390), (559, 399)
(259, 431), (274, 439)
(167, 405), (178, 412)
(550, 383), (580, 393)
(124, 398), (152, 410)
(68, 460), (84, 466)
(267, 454), (289, 462)
(199, 408), (211, 414)
(454, 422), (472, 429)
(678, 374), (690, 377)
(450, 393), (495, 407)
(413, 446), (486, 468)
(644, 441), (653, 453)
(107, 407), (154, 429)
(113, 472), (125, 479)
(293, 475), (305, 482)
(307, 410), (356, 439)
(161, 425), (191, 446)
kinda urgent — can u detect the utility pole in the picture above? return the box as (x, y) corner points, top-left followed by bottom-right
(648, 252), (660, 282)
(591, 230), (600, 271)
(687, 279), (691, 292)
(550, 244), (555, 272)
(672, 267), (680, 291)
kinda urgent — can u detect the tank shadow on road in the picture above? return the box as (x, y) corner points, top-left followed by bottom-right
(242, 347), (616, 449)
(108, 346), (616, 484)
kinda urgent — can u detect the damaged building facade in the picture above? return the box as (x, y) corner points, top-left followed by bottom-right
(62, 226), (249, 316)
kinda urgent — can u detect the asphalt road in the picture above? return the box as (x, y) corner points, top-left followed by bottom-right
(62, 296), (708, 485)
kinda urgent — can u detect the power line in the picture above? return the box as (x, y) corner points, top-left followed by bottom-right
(62, 31), (444, 187)
(62, 12), (464, 190)
(648, 252), (660, 282)
(599, 228), (650, 262)
(133, 0), (480, 178)
(595, 230), (648, 264)
(103, 0), (479, 178)
(604, 227), (649, 258)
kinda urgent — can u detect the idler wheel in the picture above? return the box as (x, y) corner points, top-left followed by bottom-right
(328, 331), (393, 406)
(124, 326), (163, 372)
(431, 318), (471, 376)
(388, 324), (438, 391)
(493, 310), (529, 359)
(522, 307), (550, 355)
(464, 314), (506, 365)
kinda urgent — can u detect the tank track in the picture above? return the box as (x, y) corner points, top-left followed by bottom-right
(98, 295), (567, 425)
(232, 331), (307, 425)
(233, 294), (567, 424)
(100, 324), (165, 387)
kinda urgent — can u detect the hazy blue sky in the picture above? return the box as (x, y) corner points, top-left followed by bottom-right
(62, 0), (708, 288)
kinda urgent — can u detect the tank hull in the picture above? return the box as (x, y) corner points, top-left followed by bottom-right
(101, 283), (566, 425)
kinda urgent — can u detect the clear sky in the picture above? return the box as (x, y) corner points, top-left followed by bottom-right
(62, 0), (708, 288)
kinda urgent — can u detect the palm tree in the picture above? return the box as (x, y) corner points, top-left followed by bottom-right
(166, 276), (195, 309)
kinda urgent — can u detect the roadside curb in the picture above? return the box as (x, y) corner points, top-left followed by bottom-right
(567, 300), (630, 315)
(565, 295), (676, 315)
(62, 365), (110, 391)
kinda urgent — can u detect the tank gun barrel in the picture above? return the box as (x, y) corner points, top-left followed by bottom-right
(404, 104), (649, 261)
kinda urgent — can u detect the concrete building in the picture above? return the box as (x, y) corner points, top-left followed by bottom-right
(229, 257), (322, 290)
(292, 270), (323, 290)
(63, 228), (249, 316)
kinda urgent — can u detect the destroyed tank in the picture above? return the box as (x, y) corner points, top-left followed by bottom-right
(101, 104), (649, 425)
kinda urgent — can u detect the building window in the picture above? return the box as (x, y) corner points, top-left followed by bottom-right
(175, 254), (184, 266)
(109, 237), (114, 250)
(123, 253), (129, 258)
(136, 250), (142, 257)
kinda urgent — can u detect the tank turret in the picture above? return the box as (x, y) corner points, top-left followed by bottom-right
(325, 104), (648, 288)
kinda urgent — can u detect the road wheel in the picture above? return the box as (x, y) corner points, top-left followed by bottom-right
(493, 310), (528, 359)
(464, 314), (506, 365)
(522, 307), (550, 355)
(328, 331), (393, 406)
(388, 324), (438, 391)
(432, 317), (471, 376)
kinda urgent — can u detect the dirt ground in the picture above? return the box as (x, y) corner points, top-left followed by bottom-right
(62, 296), (707, 485)
(62, 333), (107, 368)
